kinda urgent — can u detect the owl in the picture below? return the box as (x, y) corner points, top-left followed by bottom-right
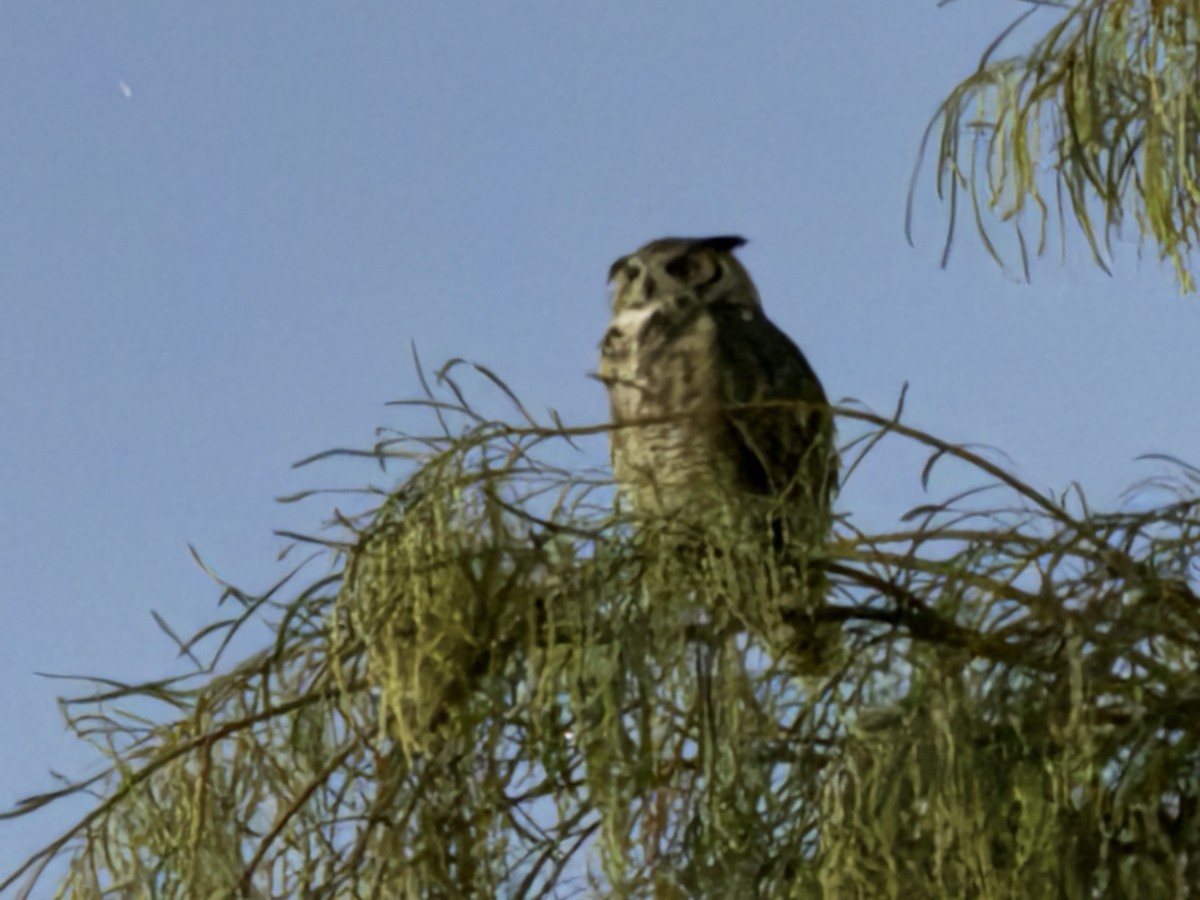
(598, 235), (837, 552)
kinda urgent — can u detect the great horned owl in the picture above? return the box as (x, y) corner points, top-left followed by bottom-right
(598, 235), (837, 552)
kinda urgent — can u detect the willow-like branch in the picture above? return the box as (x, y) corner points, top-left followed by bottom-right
(915, 0), (1200, 291)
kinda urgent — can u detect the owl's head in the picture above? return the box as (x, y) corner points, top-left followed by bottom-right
(607, 235), (761, 314)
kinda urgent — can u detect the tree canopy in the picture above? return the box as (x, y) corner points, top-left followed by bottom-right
(4, 362), (1200, 898)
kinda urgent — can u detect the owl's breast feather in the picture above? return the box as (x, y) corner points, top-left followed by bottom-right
(599, 305), (663, 407)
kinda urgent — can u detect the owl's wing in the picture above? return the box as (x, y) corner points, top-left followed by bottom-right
(708, 302), (838, 509)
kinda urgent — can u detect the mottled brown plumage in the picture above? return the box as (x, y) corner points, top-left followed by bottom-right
(598, 236), (837, 550)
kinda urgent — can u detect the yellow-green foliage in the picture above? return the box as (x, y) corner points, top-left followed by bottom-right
(920, 0), (1200, 291)
(4, 366), (1200, 898)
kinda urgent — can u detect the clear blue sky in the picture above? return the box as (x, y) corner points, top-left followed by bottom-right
(2, 1), (1197, 876)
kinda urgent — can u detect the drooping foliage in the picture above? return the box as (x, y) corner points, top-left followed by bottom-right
(918, 0), (1200, 292)
(4, 362), (1200, 898)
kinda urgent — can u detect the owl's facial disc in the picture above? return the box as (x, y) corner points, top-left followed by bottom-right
(609, 235), (758, 314)
(611, 253), (711, 312)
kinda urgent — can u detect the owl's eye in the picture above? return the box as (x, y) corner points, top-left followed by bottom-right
(664, 255), (695, 280)
(665, 253), (720, 287)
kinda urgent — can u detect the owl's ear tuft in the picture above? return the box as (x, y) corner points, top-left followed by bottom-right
(696, 235), (747, 254)
(607, 254), (630, 282)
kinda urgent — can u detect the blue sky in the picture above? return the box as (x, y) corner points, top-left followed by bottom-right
(2, 1), (1198, 876)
